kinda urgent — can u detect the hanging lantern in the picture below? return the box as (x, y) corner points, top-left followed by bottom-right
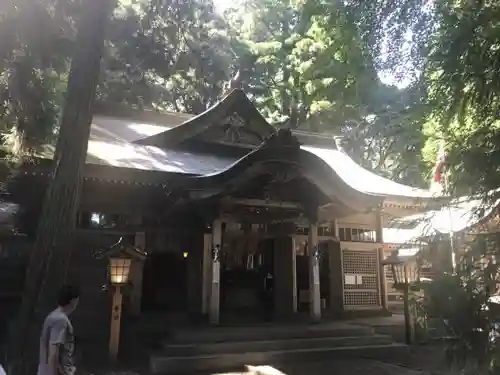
(383, 250), (420, 289)
(108, 255), (132, 285)
(94, 237), (147, 286)
(93, 237), (147, 361)
(382, 249), (420, 345)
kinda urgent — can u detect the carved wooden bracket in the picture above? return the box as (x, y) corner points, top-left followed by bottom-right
(222, 112), (252, 144)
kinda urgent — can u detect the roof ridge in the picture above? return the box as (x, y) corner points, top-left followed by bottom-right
(93, 103), (193, 125)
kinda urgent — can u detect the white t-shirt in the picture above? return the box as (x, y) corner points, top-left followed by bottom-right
(0, 364), (6, 375)
(37, 309), (75, 375)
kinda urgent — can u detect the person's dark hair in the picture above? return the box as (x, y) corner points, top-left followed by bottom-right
(57, 284), (80, 306)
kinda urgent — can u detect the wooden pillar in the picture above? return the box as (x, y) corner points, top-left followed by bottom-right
(109, 286), (122, 361)
(434, 239), (454, 274)
(328, 242), (344, 313)
(130, 232), (146, 315)
(274, 236), (297, 316)
(376, 211), (388, 310)
(328, 220), (344, 313)
(308, 221), (321, 321)
(292, 236), (298, 313)
(202, 233), (212, 315)
(210, 219), (222, 325)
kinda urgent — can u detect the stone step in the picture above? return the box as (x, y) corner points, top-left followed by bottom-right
(163, 334), (394, 356)
(169, 323), (375, 344)
(150, 342), (409, 374)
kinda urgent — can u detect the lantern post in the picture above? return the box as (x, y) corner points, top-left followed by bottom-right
(383, 250), (419, 344)
(108, 254), (132, 361)
(94, 237), (147, 362)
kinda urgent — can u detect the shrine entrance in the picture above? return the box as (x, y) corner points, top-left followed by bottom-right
(142, 252), (188, 313)
(219, 235), (276, 322)
(295, 238), (342, 313)
(195, 191), (345, 325)
(164, 130), (379, 325)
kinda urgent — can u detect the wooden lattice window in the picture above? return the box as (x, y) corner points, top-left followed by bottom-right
(339, 228), (376, 243)
(343, 250), (378, 274)
(342, 249), (380, 307)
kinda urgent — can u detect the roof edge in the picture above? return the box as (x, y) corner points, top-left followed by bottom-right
(170, 130), (382, 214)
(93, 102), (193, 125)
(134, 89), (276, 148)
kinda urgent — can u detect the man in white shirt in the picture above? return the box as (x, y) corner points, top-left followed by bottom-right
(37, 285), (80, 375)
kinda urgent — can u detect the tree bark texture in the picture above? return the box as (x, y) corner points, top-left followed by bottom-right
(6, 1), (115, 374)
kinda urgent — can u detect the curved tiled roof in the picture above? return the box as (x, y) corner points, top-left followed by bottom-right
(83, 114), (437, 201)
(384, 196), (500, 243)
(167, 133), (383, 213)
(86, 139), (235, 175)
(85, 138), (433, 198)
(302, 146), (434, 199)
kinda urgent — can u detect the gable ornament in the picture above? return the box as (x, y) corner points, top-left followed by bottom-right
(261, 129), (301, 149)
(222, 112), (249, 144)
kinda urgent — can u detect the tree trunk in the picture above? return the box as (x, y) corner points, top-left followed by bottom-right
(6, 1), (115, 374)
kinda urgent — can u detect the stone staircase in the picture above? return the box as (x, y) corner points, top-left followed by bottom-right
(150, 322), (409, 374)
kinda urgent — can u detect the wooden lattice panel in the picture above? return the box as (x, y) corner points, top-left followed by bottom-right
(342, 249), (380, 307)
(343, 250), (378, 274)
(344, 275), (378, 290)
(344, 291), (379, 306)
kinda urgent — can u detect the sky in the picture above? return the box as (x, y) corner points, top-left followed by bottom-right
(214, 0), (238, 12)
(378, 70), (413, 89)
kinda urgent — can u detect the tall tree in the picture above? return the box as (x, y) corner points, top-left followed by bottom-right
(0, 0), (75, 159)
(0, 0), (238, 159)
(225, 0), (429, 186)
(98, 0), (237, 114)
(225, 0), (377, 129)
(341, 82), (429, 187)
(6, 0), (116, 373)
(419, 0), (500, 197)
(0, 0), (436, 192)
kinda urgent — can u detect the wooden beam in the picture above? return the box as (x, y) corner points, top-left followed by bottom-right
(221, 212), (301, 224)
(189, 189), (220, 200)
(223, 197), (302, 210)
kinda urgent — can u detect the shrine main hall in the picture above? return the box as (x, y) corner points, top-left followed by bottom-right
(9, 88), (439, 328)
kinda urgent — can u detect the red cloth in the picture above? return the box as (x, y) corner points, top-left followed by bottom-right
(433, 160), (445, 183)
(433, 143), (448, 184)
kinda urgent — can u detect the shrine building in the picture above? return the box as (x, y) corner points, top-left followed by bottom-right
(7, 89), (441, 333)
